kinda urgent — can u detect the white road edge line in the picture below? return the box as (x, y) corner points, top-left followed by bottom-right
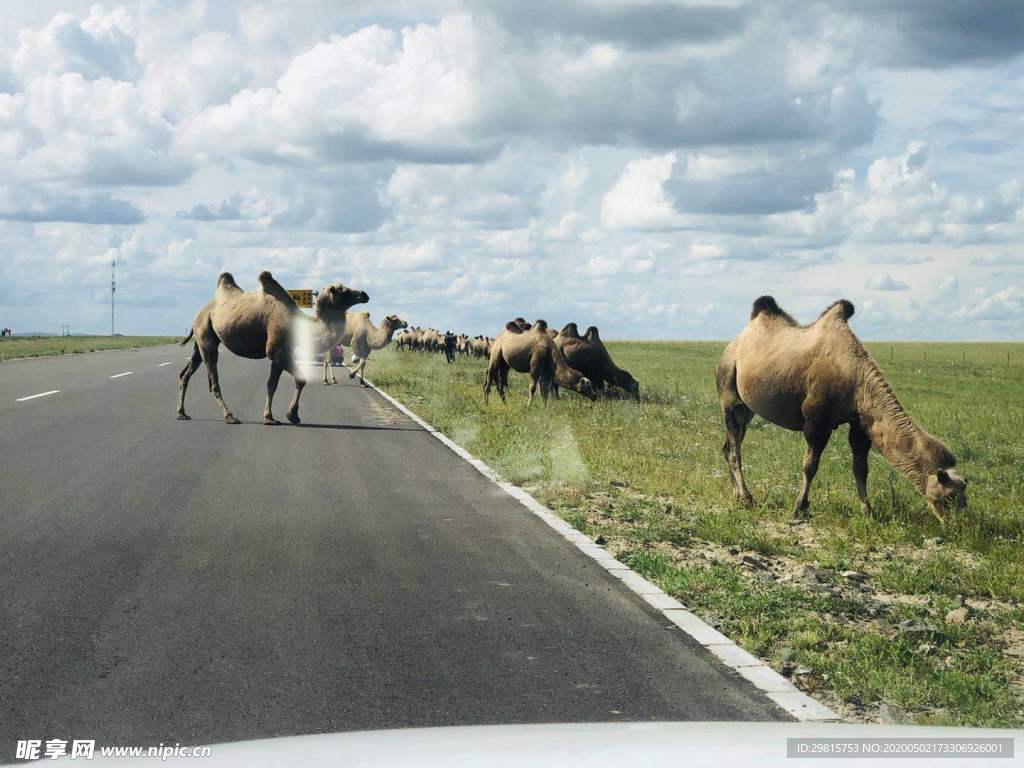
(346, 365), (841, 723)
(109, 371), (134, 378)
(158, 362), (173, 367)
(16, 390), (60, 402)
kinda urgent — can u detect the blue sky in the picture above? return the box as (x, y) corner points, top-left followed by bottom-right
(0, 1), (1022, 339)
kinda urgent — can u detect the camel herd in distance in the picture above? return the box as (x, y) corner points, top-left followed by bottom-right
(175, 270), (967, 525)
(396, 327), (493, 363)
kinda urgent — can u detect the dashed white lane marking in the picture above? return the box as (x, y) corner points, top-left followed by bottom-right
(109, 371), (134, 379)
(16, 390), (60, 402)
(347, 365), (840, 723)
(158, 362), (173, 367)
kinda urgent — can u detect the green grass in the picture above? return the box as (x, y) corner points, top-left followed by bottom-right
(364, 340), (1024, 726)
(0, 335), (179, 361)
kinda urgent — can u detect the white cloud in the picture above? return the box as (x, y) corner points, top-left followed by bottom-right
(954, 286), (1024, 322)
(865, 273), (910, 291)
(0, 2), (1021, 340)
(11, 5), (138, 82)
(601, 152), (683, 230)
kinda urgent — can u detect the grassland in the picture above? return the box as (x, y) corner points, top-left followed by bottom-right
(0, 335), (180, 362)
(365, 340), (1024, 726)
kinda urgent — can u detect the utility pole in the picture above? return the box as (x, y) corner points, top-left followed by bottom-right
(111, 256), (116, 336)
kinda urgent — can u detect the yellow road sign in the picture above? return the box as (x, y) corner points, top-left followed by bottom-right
(287, 289), (314, 308)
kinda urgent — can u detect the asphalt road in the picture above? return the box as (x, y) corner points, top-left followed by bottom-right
(0, 344), (784, 760)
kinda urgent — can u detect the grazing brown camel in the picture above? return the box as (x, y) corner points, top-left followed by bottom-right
(322, 312), (407, 386)
(176, 271), (368, 425)
(716, 296), (966, 523)
(484, 319), (596, 405)
(555, 323), (639, 399)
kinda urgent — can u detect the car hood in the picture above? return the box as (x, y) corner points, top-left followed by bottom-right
(82, 721), (1020, 767)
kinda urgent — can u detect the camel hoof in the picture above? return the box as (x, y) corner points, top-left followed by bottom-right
(176, 412), (191, 421)
(287, 412), (300, 425)
(225, 414), (241, 425)
(263, 417), (281, 426)
(349, 372), (356, 379)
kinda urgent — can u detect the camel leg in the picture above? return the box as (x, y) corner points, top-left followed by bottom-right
(528, 377), (538, 406)
(285, 365), (306, 424)
(721, 402), (755, 506)
(322, 351), (334, 385)
(497, 364), (509, 401)
(176, 344), (202, 420)
(794, 419), (832, 518)
(928, 502), (947, 528)
(204, 349), (240, 424)
(263, 363), (284, 425)
(356, 357), (369, 387)
(849, 421), (872, 515)
(484, 360), (506, 404)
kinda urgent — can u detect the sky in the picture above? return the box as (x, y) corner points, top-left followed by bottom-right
(0, 1), (1022, 340)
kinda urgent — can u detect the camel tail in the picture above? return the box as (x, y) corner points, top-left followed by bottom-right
(180, 328), (194, 345)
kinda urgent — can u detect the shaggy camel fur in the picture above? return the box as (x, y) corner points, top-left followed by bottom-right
(484, 319), (596, 405)
(177, 271), (368, 425)
(716, 296), (966, 523)
(322, 312), (407, 386)
(555, 323), (639, 399)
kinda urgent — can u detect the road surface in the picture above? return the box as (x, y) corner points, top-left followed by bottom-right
(0, 344), (784, 760)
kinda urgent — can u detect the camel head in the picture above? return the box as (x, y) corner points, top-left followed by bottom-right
(383, 314), (408, 333)
(318, 283), (369, 315)
(577, 376), (598, 401)
(617, 370), (640, 401)
(925, 467), (967, 519)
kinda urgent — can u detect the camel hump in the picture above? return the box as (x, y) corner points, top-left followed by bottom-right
(820, 299), (855, 322)
(750, 295), (800, 325)
(560, 322), (580, 338)
(256, 270), (294, 303)
(750, 295), (783, 319)
(531, 319), (548, 332)
(216, 272), (242, 293)
(505, 321), (524, 334)
(584, 325), (600, 342)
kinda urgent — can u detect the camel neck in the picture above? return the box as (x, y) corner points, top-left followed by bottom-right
(367, 323), (396, 349)
(855, 360), (938, 490)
